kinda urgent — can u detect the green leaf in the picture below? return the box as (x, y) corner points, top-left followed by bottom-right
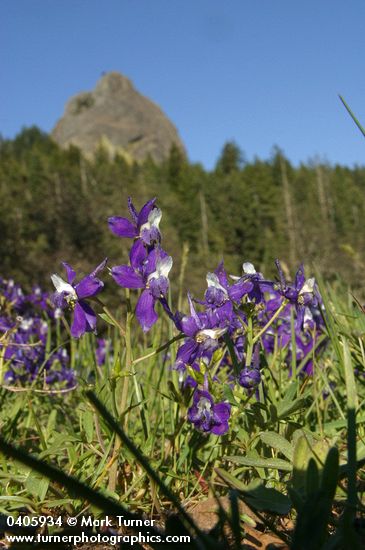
(306, 458), (319, 496)
(223, 384), (238, 406)
(216, 470), (291, 515)
(83, 410), (94, 444)
(25, 471), (49, 501)
(321, 447), (339, 499)
(99, 312), (119, 328)
(292, 436), (312, 490)
(277, 397), (308, 419)
(342, 338), (358, 410)
(259, 431), (294, 461)
(215, 468), (247, 491)
(226, 455), (292, 471)
(292, 436), (331, 491)
(45, 409), (57, 439)
(242, 484), (291, 515)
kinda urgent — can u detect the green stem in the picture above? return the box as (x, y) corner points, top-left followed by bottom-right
(94, 297), (125, 337)
(132, 333), (184, 366)
(120, 289), (132, 422)
(252, 300), (288, 345)
(245, 316), (254, 366)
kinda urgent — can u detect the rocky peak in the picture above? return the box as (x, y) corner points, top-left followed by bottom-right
(51, 72), (185, 162)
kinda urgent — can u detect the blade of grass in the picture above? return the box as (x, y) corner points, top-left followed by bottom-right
(341, 338), (360, 547)
(339, 95), (365, 138)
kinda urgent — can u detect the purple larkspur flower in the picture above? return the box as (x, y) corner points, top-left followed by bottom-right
(108, 197), (162, 245)
(230, 262), (273, 303)
(187, 389), (231, 435)
(51, 259), (107, 338)
(174, 294), (227, 373)
(239, 345), (261, 389)
(111, 242), (172, 332)
(205, 270), (229, 307)
(239, 367), (261, 388)
(204, 262), (255, 307)
(273, 261), (316, 321)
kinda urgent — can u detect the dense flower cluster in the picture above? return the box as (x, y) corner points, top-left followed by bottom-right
(1, 197), (326, 432)
(0, 277), (76, 389)
(105, 198), (326, 436)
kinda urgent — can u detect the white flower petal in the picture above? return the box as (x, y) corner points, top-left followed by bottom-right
(206, 272), (227, 293)
(147, 207), (162, 228)
(197, 397), (212, 412)
(51, 274), (77, 297)
(299, 277), (315, 295)
(148, 255), (173, 281)
(156, 255), (173, 278)
(198, 327), (227, 340)
(303, 307), (313, 328)
(242, 262), (256, 274)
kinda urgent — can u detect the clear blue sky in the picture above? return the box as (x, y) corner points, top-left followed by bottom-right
(2, 0), (365, 169)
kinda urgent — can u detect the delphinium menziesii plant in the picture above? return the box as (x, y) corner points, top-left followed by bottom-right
(49, 196), (326, 439)
(0, 277), (76, 390)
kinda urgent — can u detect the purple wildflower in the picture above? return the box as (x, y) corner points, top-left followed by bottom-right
(230, 262), (272, 303)
(239, 345), (261, 389)
(108, 197), (162, 246)
(187, 389), (231, 435)
(51, 259), (107, 338)
(174, 294), (227, 373)
(111, 242), (172, 332)
(274, 261), (316, 319)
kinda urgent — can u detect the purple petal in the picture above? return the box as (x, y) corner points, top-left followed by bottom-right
(180, 315), (199, 337)
(229, 280), (253, 302)
(128, 197), (138, 223)
(213, 402), (231, 422)
(175, 339), (198, 366)
(187, 404), (200, 423)
(143, 247), (168, 277)
(194, 389), (214, 405)
(75, 276), (103, 299)
(149, 276), (169, 299)
(214, 301), (234, 325)
(187, 293), (203, 330)
(275, 259), (286, 288)
(136, 289), (158, 332)
(62, 262), (76, 284)
(295, 264), (305, 291)
(258, 281), (275, 293)
(71, 301), (97, 338)
(211, 421), (229, 436)
(137, 198), (156, 227)
(89, 258), (108, 277)
(79, 300), (97, 331)
(111, 265), (144, 289)
(71, 302), (86, 338)
(108, 216), (138, 238)
(215, 261), (229, 288)
(130, 240), (147, 270)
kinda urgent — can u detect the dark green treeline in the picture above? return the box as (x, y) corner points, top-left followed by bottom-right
(1, 127), (365, 297)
